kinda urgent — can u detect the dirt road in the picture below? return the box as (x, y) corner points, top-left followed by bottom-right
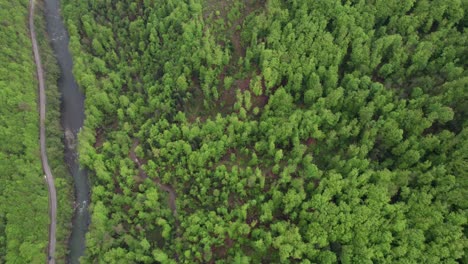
(29, 0), (57, 263)
(129, 140), (178, 216)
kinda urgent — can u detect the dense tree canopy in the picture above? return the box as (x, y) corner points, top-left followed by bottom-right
(0, 1), (72, 262)
(63, 0), (467, 263)
(0, 1), (48, 262)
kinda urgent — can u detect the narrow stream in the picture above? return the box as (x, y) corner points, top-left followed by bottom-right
(43, 0), (90, 263)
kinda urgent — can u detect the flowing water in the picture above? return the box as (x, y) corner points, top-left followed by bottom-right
(43, 0), (90, 263)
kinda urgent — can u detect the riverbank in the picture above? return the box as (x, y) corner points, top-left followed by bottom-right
(33, 1), (74, 262)
(42, 0), (91, 262)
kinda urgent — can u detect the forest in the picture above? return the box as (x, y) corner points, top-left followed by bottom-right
(0, 0), (72, 263)
(0, 1), (47, 262)
(56, 0), (468, 262)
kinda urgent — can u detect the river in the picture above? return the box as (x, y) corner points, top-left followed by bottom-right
(43, 0), (90, 263)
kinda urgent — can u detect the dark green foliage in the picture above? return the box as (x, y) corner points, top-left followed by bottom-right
(63, 0), (467, 262)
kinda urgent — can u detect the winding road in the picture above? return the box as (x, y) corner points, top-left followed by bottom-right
(29, 0), (57, 263)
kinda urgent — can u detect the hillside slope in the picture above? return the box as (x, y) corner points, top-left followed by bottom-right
(64, 0), (467, 263)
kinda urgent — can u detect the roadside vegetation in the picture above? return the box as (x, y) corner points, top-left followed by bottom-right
(64, 0), (466, 263)
(0, 0), (73, 262)
(35, 1), (74, 261)
(0, 1), (48, 262)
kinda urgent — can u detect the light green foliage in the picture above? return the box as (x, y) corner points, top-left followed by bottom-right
(0, 1), (73, 262)
(63, 0), (467, 262)
(0, 1), (47, 262)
